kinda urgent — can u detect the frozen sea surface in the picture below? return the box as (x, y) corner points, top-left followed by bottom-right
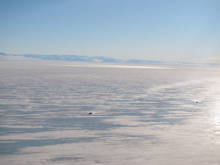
(0, 61), (220, 165)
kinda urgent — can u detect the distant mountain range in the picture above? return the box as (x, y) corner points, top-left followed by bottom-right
(0, 53), (122, 63)
(0, 53), (218, 66)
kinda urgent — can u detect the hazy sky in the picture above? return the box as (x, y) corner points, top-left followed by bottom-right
(0, 0), (219, 62)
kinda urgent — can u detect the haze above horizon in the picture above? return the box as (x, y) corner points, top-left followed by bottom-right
(0, 0), (219, 63)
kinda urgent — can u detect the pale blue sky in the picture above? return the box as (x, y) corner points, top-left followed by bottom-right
(0, 0), (219, 62)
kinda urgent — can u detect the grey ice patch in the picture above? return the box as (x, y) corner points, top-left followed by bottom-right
(50, 156), (84, 162)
